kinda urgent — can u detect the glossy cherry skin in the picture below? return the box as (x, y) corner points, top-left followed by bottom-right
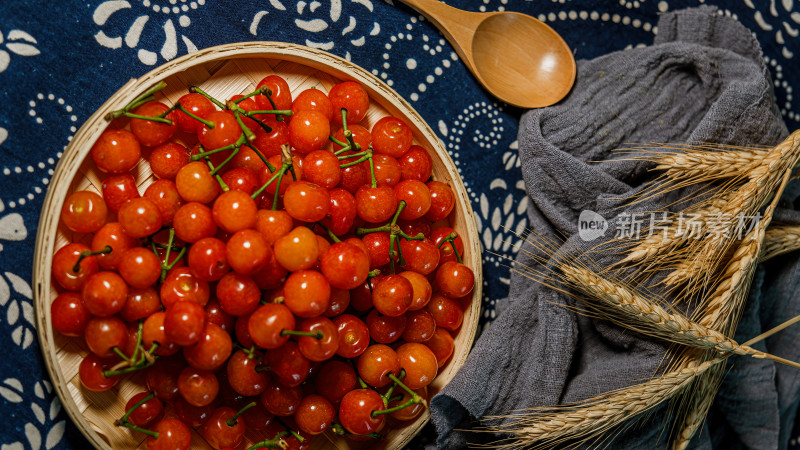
(289, 110), (331, 154)
(160, 266), (210, 308)
(251, 251), (288, 290)
(51, 292), (91, 337)
(256, 75), (293, 111)
(216, 271), (260, 316)
(175, 161), (221, 204)
(82, 271), (128, 317)
(295, 394), (335, 435)
(388, 386), (427, 421)
(145, 418), (192, 450)
(199, 110), (242, 150)
(61, 190), (108, 233)
(425, 180), (456, 221)
(319, 242), (370, 290)
(200, 406), (247, 450)
(84, 316), (128, 357)
(241, 401), (275, 432)
(150, 142), (191, 181)
(324, 287), (350, 317)
(425, 328), (455, 368)
(221, 167), (258, 194)
(372, 153), (402, 187)
(144, 179), (183, 225)
(183, 322), (233, 371)
(329, 81), (369, 125)
(354, 185), (397, 223)
(142, 311), (181, 357)
(394, 179), (431, 220)
(130, 101), (177, 147)
(403, 308), (437, 343)
(396, 342), (438, 389)
(227, 349), (269, 397)
(302, 150), (341, 189)
(91, 222), (138, 270)
(118, 247), (161, 288)
(273, 226), (319, 272)
(52, 243), (98, 291)
(426, 293), (464, 332)
(399, 239), (440, 275)
(118, 197), (163, 238)
(125, 391), (165, 428)
(173, 397), (217, 428)
(321, 188), (356, 236)
(178, 366), (219, 407)
(314, 360), (357, 404)
(371, 275), (413, 317)
(173, 202), (217, 243)
(267, 341), (311, 387)
(284, 181), (331, 223)
(251, 121), (289, 158)
(91, 129), (141, 174)
(261, 376), (303, 416)
(365, 310), (406, 344)
(78, 353), (120, 391)
(255, 209), (293, 245)
(357, 344), (400, 388)
(332, 314), (370, 358)
(435, 261), (475, 298)
(101, 173), (140, 213)
(296, 316), (339, 362)
(248, 303), (295, 350)
(226, 229), (271, 275)
(187, 237), (229, 282)
(164, 300), (207, 346)
(283, 270), (330, 318)
(338, 389), (385, 435)
(398, 145), (433, 182)
(361, 232), (396, 269)
(371, 116), (413, 158)
(431, 226), (465, 264)
(399, 270), (433, 311)
(212, 190), (258, 233)
(146, 356), (186, 401)
(293, 88), (333, 120)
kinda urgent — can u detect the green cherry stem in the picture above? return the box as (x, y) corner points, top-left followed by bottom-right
(118, 81), (167, 114)
(329, 135), (348, 148)
(245, 143), (277, 171)
(344, 129), (360, 152)
(130, 320), (144, 364)
(246, 109), (293, 117)
(316, 222), (342, 243)
(337, 151), (369, 160)
(280, 329), (323, 339)
(73, 245), (112, 272)
(206, 158), (230, 192)
(112, 347), (131, 362)
(233, 87), (264, 103)
(339, 154), (370, 169)
(330, 423), (347, 436)
(117, 392), (156, 426)
(160, 102), (216, 128)
(247, 432), (289, 450)
(398, 230), (425, 241)
(210, 146), (240, 177)
(190, 143), (236, 161)
(118, 112), (174, 125)
(357, 376), (368, 389)
(261, 88), (285, 122)
(226, 401), (257, 427)
(371, 397), (421, 418)
(251, 162), (288, 200)
(387, 372), (422, 402)
(190, 86), (226, 110)
(437, 231), (463, 263)
(234, 112), (257, 142)
(368, 147), (377, 188)
(340, 108), (349, 134)
(121, 422), (159, 439)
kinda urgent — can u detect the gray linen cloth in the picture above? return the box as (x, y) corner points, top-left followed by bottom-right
(430, 6), (800, 449)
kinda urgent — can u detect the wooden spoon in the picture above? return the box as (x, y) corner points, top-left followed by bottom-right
(397, 0), (576, 108)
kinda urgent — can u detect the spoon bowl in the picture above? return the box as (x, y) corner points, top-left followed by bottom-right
(399, 0), (576, 108)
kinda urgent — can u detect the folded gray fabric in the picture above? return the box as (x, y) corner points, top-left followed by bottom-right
(430, 6), (799, 449)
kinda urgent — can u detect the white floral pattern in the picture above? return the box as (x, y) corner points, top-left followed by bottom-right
(0, 29), (39, 73)
(1, 379), (64, 450)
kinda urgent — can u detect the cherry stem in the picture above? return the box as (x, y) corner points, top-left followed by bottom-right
(234, 112), (257, 142)
(114, 81), (166, 116)
(391, 201), (406, 227)
(371, 397), (420, 418)
(261, 88), (285, 122)
(246, 109), (293, 117)
(368, 148), (377, 188)
(73, 245), (112, 272)
(344, 129), (360, 152)
(234, 88), (262, 104)
(190, 143), (238, 161)
(398, 231), (425, 241)
(118, 392), (156, 425)
(247, 431), (289, 450)
(329, 423), (381, 439)
(329, 135), (348, 148)
(118, 112), (174, 125)
(189, 86), (226, 110)
(130, 320), (144, 364)
(437, 231), (463, 264)
(337, 151), (369, 160)
(245, 143), (276, 171)
(112, 347), (130, 362)
(280, 329), (323, 339)
(251, 162), (289, 200)
(387, 372), (422, 402)
(121, 421), (159, 440)
(162, 103), (215, 128)
(227, 401), (257, 427)
(357, 376), (368, 389)
(210, 146), (240, 177)
(339, 154), (371, 169)
(160, 228), (175, 282)
(206, 158), (230, 192)
(316, 222), (342, 243)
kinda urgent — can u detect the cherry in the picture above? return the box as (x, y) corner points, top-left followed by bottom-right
(78, 353), (120, 391)
(142, 312), (181, 357)
(173, 396), (216, 428)
(355, 185), (398, 223)
(362, 232), (395, 269)
(255, 209), (293, 245)
(398, 145), (433, 182)
(146, 418), (192, 450)
(394, 179), (431, 220)
(198, 110), (242, 150)
(205, 299), (235, 332)
(118, 247), (161, 288)
(357, 344), (400, 388)
(118, 197), (163, 238)
(248, 303), (295, 350)
(337, 159), (370, 194)
(175, 93), (216, 134)
(212, 190), (258, 233)
(435, 261), (475, 298)
(301, 151), (341, 191)
(144, 179), (183, 225)
(295, 394), (335, 435)
(273, 226), (319, 272)
(91, 129), (141, 174)
(329, 81), (369, 125)
(349, 279), (375, 312)
(256, 75), (293, 112)
(125, 392), (165, 428)
(373, 153), (402, 187)
(183, 323), (232, 371)
(220, 167), (258, 194)
(61, 190), (108, 233)
(82, 271), (128, 317)
(187, 237), (229, 282)
(227, 349), (269, 397)
(226, 229), (271, 275)
(241, 401), (275, 431)
(426, 293), (464, 332)
(403, 309), (436, 343)
(175, 161), (220, 204)
(150, 142), (191, 180)
(292, 88), (333, 120)
(178, 366), (219, 407)
(91, 222), (138, 270)
(324, 287), (350, 317)
(425, 180), (456, 221)
(283, 181), (331, 222)
(338, 389), (385, 435)
(84, 316), (127, 357)
(216, 271), (260, 316)
(160, 266), (210, 308)
(320, 188), (356, 237)
(396, 342), (438, 389)
(372, 274), (413, 317)
(431, 227), (465, 263)
(399, 270), (432, 311)
(283, 270), (331, 318)
(296, 316), (339, 361)
(252, 120), (289, 157)
(52, 243), (99, 291)
(331, 314), (369, 358)
(267, 341), (311, 387)
(130, 101), (177, 147)
(51, 292), (91, 337)
(399, 238), (440, 275)
(102, 173), (140, 213)
(332, 124), (372, 152)
(372, 116), (413, 158)
(366, 309), (406, 344)
(146, 356), (186, 401)
(261, 376), (303, 416)
(425, 328), (455, 368)
(388, 386), (427, 421)
(319, 241), (370, 290)
(173, 202), (217, 243)
(398, 218), (431, 239)
(289, 110), (330, 154)
(200, 405), (249, 450)
(164, 300), (207, 346)
(251, 251), (289, 290)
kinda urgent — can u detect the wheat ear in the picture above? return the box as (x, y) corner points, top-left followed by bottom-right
(760, 225), (800, 262)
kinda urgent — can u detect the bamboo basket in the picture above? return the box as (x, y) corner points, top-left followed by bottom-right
(32, 42), (482, 449)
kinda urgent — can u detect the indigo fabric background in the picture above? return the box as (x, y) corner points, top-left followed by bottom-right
(0, 1), (797, 448)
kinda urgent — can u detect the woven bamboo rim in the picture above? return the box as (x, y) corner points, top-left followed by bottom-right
(32, 42), (482, 449)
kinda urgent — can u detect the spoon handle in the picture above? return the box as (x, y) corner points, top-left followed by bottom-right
(395, 0), (484, 54)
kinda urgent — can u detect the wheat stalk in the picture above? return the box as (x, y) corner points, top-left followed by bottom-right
(760, 225), (800, 262)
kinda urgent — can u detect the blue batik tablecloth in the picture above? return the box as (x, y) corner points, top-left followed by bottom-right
(1, 0), (798, 448)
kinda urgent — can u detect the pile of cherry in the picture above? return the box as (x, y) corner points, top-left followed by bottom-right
(51, 74), (475, 449)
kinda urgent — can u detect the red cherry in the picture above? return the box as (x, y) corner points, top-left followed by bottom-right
(288, 110), (330, 154)
(354, 185), (397, 223)
(256, 75), (293, 111)
(187, 237), (229, 282)
(319, 241), (370, 290)
(266, 341), (311, 387)
(173, 202), (218, 243)
(61, 191), (108, 233)
(91, 222), (138, 270)
(198, 110), (242, 150)
(292, 88), (333, 120)
(91, 129), (141, 174)
(248, 303), (294, 350)
(435, 261), (475, 298)
(146, 418), (192, 450)
(301, 151), (341, 190)
(52, 243), (98, 291)
(333, 314), (370, 358)
(315, 360), (357, 404)
(216, 272), (261, 316)
(175, 161), (221, 204)
(101, 173), (140, 213)
(82, 271), (128, 317)
(356, 344), (400, 388)
(365, 309), (406, 344)
(118, 247), (161, 289)
(425, 328), (455, 368)
(426, 293), (464, 332)
(226, 229), (271, 275)
(283, 181), (331, 222)
(329, 81), (370, 125)
(227, 349), (269, 397)
(160, 266), (210, 308)
(183, 323), (232, 371)
(396, 342), (438, 389)
(78, 353), (120, 391)
(296, 316), (339, 362)
(130, 101), (177, 147)
(425, 180), (456, 221)
(149, 142), (191, 180)
(174, 93), (215, 134)
(273, 226), (319, 272)
(84, 316), (127, 357)
(177, 366), (219, 407)
(372, 274), (413, 317)
(164, 300), (207, 346)
(402, 309), (437, 343)
(144, 179), (183, 225)
(118, 197), (163, 238)
(51, 292), (91, 337)
(212, 190), (258, 233)
(338, 389), (385, 435)
(294, 394), (335, 435)
(398, 145), (433, 182)
(125, 392), (165, 428)
(261, 376), (302, 416)
(371, 116), (413, 158)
